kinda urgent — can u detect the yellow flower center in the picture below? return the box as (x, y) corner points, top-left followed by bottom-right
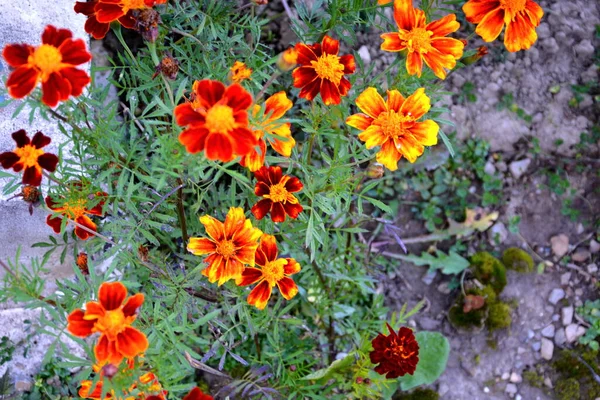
(14, 145), (44, 168)
(400, 27), (434, 53)
(499, 0), (526, 13)
(311, 54), (345, 85)
(216, 240), (236, 258)
(29, 44), (62, 80)
(204, 104), (236, 134)
(262, 259), (286, 285)
(122, 0), (147, 13)
(268, 183), (290, 203)
(62, 199), (87, 219)
(95, 309), (127, 339)
(374, 110), (412, 139)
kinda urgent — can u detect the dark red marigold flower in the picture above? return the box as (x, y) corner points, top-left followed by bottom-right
(251, 166), (303, 223)
(2, 25), (91, 107)
(0, 130), (58, 186)
(182, 387), (214, 400)
(370, 324), (419, 378)
(292, 35), (355, 105)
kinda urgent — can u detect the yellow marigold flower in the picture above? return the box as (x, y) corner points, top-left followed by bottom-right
(276, 47), (298, 72)
(229, 61), (252, 83)
(188, 207), (262, 285)
(240, 91), (295, 171)
(346, 87), (439, 171)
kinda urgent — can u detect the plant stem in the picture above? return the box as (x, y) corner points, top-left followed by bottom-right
(176, 178), (189, 245)
(255, 72), (281, 102)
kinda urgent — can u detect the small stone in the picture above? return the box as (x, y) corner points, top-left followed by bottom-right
(541, 338), (554, 360)
(484, 160), (496, 175)
(505, 383), (518, 395)
(421, 270), (437, 285)
(560, 272), (572, 285)
(575, 288), (583, 297)
(537, 22), (551, 39)
(572, 250), (591, 263)
(590, 240), (600, 254)
(576, 223), (585, 234)
(452, 74), (466, 88)
(544, 377), (553, 388)
(552, 314), (560, 322)
(496, 161), (508, 172)
(509, 158), (531, 179)
(565, 324), (585, 343)
(527, 329), (535, 340)
(357, 45), (371, 64)
(531, 341), (541, 351)
(541, 325), (555, 338)
(483, 387), (490, 393)
(562, 306), (574, 325)
(489, 222), (509, 244)
(419, 317), (441, 330)
(515, 395), (522, 400)
(438, 383), (449, 396)
(510, 372), (522, 383)
(550, 234), (569, 258)
(502, 372), (510, 380)
(587, 264), (598, 274)
(437, 282), (451, 294)
(548, 288), (565, 305)
(517, 347), (526, 355)
(555, 328), (566, 346)
(15, 381), (33, 392)
(575, 39), (595, 58)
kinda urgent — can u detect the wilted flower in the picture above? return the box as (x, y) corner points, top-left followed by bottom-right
(2, 25), (91, 107)
(152, 55), (180, 80)
(370, 324), (419, 378)
(229, 61), (252, 84)
(133, 8), (161, 42)
(76, 252), (89, 275)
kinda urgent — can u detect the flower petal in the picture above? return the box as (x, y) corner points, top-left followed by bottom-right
(251, 198), (272, 220)
(199, 215), (224, 241)
(83, 301), (105, 320)
(60, 67), (90, 97)
(355, 87), (386, 118)
(409, 120), (439, 146)
(179, 127), (209, 154)
(122, 293), (145, 317)
(298, 77), (321, 102)
(475, 7), (505, 43)
(224, 207), (246, 237)
(204, 133), (233, 162)
(38, 153), (59, 172)
(292, 66), (318, 88)
(396, 135), (425, 163)
(175, 103), (204, 126)
(504, 13), (538, 52)
(188, 237), (216, 255)
(295, 43), (319, 65)
(393, 0), (416, 30)
(426, 14), (460, 37)
(41, 25), (72, 47)
(405, 51), (423, 77)
(380, 32), (404, 52)
(225, 83), (253, 111)
(376, 140), (402, 171)
(95, 334), (121, 365)
(59, 38), (92, 65)
(46, 215), (63, 234)
(284, 176), (303, 193)
(193, 79), (226, 109)
(463, 0), (501, 24)
(259, 234), (278, 262)
(116, 326), (148, 358)
(236, 268), (263, 286)
(321, 35), (339, 55)
(270, 202), (286, 223)
(346, 113), (373, 131)
(6, 66), (39, 99)
(320, 80), (341, 106)
(99, 281), (127, 311)
(421, 46), (457, 79)
(2, 44), (34, 67)
(67, 309), (95, 337)
(247, 280), (272, 310)
(400, 88), (430, 120)
(277, 277), (298, 300)
(431, 37), (465, 59)
(230, 127), (257, 157)
(0, 152), (19, 169)
(264, 91), (292, 121)
(525, 0), (544, 26)
(358, 125), (388, 149)
(339, 54), (356, 74)
(12, 129), (30, 147)
(284, 258), (301, 275)
(386, 90), (405, 111)
(283, 203), (303, 219)
(74, 215), (97, 240)
(22, 166), (42, 186)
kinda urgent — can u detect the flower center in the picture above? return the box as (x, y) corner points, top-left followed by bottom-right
(262, 259), (286, 285)
(62, 199), (87, 219)
(374, 110), (412, 139)
(400, 28), (434, 53)
(14, 145), (45, 168)
(121, 0), (147, 13)
(216, 240), (236, 258)
(204, 104), (236, 134)
(96, 309), (127, 339)
(499, 0), (526, 13)
(29, 44), (62, 80)
(311, 54), (345, 85)
(268, 183), (290, 203)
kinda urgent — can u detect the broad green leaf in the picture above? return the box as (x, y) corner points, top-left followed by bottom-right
(300, 353), (355, 381)
(394, 250), (469, 275)
(398, 331), (450, 391)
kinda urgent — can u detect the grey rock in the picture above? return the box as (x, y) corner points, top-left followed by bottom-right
(548, 288), (566, 305)
(554, 328), (567, 346)
(550, 234), (569, 258)
(560, 272), (572, 285)
(531, 341), (541, 351)
(496, 161), (508, 172)
(541, 324), (555, 338)
(357, 45), (371, 64)
(438, 383), (449, 396)
(505, 383), (518, 395)
(484, 160), (496, 176)
(502, 372), (510, 380)
(572, 250), (591, 263)
(565, 324), (586, 343)
(509, 159), (531, 179)
(574, 40), (595, 58)
(510, 372), (522, 383)
(537, 22), (551, 39)
(562, 306), (574, 325)
(542, 37), (560, 54)
(488, 222), (509, 244)
(544, 377), (553, 388)
(419, 317), (441, 331)
(590, 240), (600, 254)
(452, 74), (466, 88)
(587, 263), (598, 274)
(421, 270), (437, 285)
(541, 338), (554, 360)
(437, 282), (452, 294)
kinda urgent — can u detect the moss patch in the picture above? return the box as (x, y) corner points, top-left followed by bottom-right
(502, 247), (534, 273)
(523, 370), (544, 388)
(552, 349), (600, 399)
(555, 378), (581, 400)
(487, 302), (512, 331)
(393, 388), (439, 400)
(471, 252), (507, 293)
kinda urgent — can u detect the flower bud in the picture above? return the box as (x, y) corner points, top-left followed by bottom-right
(462, 46), (488, 66)
(277, 47), (298, 72)
(355, 377), (364, 384)
(366, 163), (384, 179)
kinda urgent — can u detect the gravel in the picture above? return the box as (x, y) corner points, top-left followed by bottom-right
(548, 288), (566, 305)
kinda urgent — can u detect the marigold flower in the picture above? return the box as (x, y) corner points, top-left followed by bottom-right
(276, 47), (298, 72)
(229, 61), (252, 84)
(67, 282), (148, 365)
(2, 25), (91, 107)
(251, 166), (303, 223)
(182, 387), (214, 400)
(463, 0), (543, 52)
(79, 372), (167, 399)
(236, 234), (301, 310)
(380, 0), (464, 79)
(346, 87), (439, 170)
(77, 252), (89, 275)
(174, 79), (257, 162)
(0, 130), (58, 186)
(46, 190), (107, 240)
(133, 8), (161, 42)
(241, 91), (295, 171)
(292, 35), (355, 105)
(370, 324), (419, 378)
(187, 207), (262, 286)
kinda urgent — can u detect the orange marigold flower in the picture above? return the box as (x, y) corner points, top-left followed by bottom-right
(45, 190), (107, 240)
(346, 87), (439, 170)
(77, 252), (89, 275)
(381, 0), (464, 79)
(187, 207), (262, 286)
(0, 130), (58, 186)
(182, 387), (214, 400)
(174, 79), (257, 162)
(292, 35), (356, 105)
(229, 61), (252, 83)
(370, 324), (419, 379)
(276, 47), (298, 72)
(378, 0), (392, 4)
(241, 91), (295, 171)
(2, 25), (91, 107)
(236, 234), (301, 310)
(80, 372), (167, 399)
(463, 0), (543, 52)
(251, 166), (303, 223)
(67, 282), (148, 366)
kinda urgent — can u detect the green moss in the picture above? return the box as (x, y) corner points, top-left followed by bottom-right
(487, 302), (512, 331)
(486, 338), (498, 350)
(555, 378), (581, 400)
(393, 388), (439, 400)
(552, 349), (600, 399)
(502, 247), (534, 273)
(449, 303), (486, 330)
(471, 252), (507, 293)
(523, 370), (544, 388)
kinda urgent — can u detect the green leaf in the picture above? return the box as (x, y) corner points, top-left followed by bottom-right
(398, 331), (450, 391)
(395, 250), (469, 275)
(300, 353), (355, 381)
